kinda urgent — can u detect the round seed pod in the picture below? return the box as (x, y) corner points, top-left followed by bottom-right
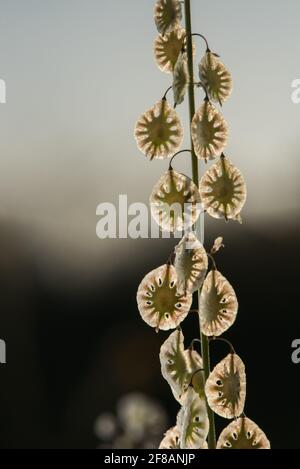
(137, 264), (192, 331)
(134, 99), (183, 160)
(217, 417), (271, 449)
(199, 156), (247, 222)
(191, 100), (228, 161)
(159, 426), (180, 449)
(176, 387), (209, 449)
(174, 233), (208, 294)
(154, 0), (182, 36)
(199, 269), (238, 336)
(154, 26), (186, 73)
(150, 170), (201, 232)
(160, 329), (191, 402)
(173, 52), (189, 106)
(205, 353), (246, 419)
(199, 51), (232, 105)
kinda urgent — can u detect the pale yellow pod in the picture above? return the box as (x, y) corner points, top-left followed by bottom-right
(134, 99), (183, 160)
(199, 51), (232, 105)
(177, 387), (209, 449)
(154, 26), (186, 73)
(137, 264), (192, 331)
(174, 233), (208, 294)
(205, 353), (246, 419)
(173, 52), (189, 106)
(217, 417), (271, 449)
(184, 347), (205, 400)
(159, 426), (180, 449)
(150, 170), (201, 233)
(199, 156), (247, 222)
(154, 0), (182, 36)
(191, 101), (228, 161)
(199, 269), (238, 336)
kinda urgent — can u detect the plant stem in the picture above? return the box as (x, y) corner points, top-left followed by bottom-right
(184, 0), (216, 449)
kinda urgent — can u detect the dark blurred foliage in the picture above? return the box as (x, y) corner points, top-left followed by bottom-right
(0, 218), (299, 448)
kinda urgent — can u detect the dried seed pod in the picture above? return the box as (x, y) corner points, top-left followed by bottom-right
(160, 329), (191, 402)
(211, 236), (224, 254)
(199, 269), (238, 336)
(154, 0), (182, 36)
(205, 353), (246, 419)
(173, 52), (189, 106)
(199, 51), (232, 105)
(184, 347), (205, 400)
(177, 387), (209, 449)
(191, 101), (228, 161)
(154, 26), (187, 73)
(174, 233), (208, 294)
(217, 417), (271, 449)
(199, 156), (247, 221)
(134, 99), (183, 160)
(150, 170), (201, 232)
(137, 264), (192, 331)
(159, 426), (181, 449)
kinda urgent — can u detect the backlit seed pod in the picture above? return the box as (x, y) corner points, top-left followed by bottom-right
(191, 100), (228, 161)
(184, 347), (205, 400)
(199, 156), (247, 222)
(217, 417), (271, 449)
(154, 0), (182, 36)
(205, 353), (246, 419)
(174, 233), (208, 294)
(177, 387), (209, 449)
(199, 51), (233, 105)
(160, 329), (191, 402)
(173, 52), (189, 106)
(150, 170), (201, 232)
(199, 270), (238, 336)
(134, 99), (183, 160)
(159, 426), (180, 449)
(137, 264), (192, 331)
(154, 26), (186, 73)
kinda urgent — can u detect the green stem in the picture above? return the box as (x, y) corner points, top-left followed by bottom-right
(184, 0), (216, 449)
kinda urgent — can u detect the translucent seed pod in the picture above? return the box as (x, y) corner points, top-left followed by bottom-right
(199, 156), (247, 222)
(174, 232), (208, 294)
(205, 353), (246, 419)
(217, 417), (271, 449)
(199, 51), (233, 105)
(154, 0), (182, 36)
(134, 99), (183, 160)
(154, 26), (187, 73)
(191, 100), (228, 161)
(159, 426), (181, 449)
(184, 347), (205, 400)
(137, 264), (192, 331)
(150, 170), (201, 233)
(177, 387), (209, 449)
(173, 52), (189, 106)
(159, 329), (191, 402)
(199, 269), (238, 336)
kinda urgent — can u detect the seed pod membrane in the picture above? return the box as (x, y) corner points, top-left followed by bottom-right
(154, 0), (182, 36)
(217, 417), (271, 449)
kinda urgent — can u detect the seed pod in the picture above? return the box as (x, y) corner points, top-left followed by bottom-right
(217, 417), (271, 449)
(199, 269), (238, 336)
(154, 0), (182, 36)
(150, 170), (201, 232)
(173, 52), (189, 106)
(211, 236), (224, 254)
(174, 233), (208, 294)
(205, 353), (246, 419)
(191, 101), (228, 161)
(199, 51), (232, 105)
(177, 387), (209, 449)
(199, 156), (247, 221)
(137, 264), (192, 331)
(159, 426), (181, 449)
(134, 99), (183, 160)
(184, 347), (205, 400)
(160, 329), (191, 402)
(154, 26), (186, 73)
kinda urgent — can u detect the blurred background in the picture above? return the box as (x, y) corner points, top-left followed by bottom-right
(0, 0), (299, 448)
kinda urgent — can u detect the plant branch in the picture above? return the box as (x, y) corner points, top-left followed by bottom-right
(184, 0), (216, 449)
